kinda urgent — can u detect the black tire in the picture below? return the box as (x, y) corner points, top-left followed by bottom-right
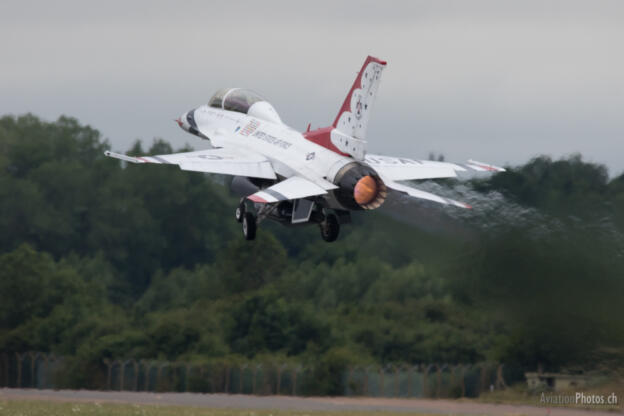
(242, 212), (256, 240)
(235, 201), (245, 223)
(320, 213), (339, 242)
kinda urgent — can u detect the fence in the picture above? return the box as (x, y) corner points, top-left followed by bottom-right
(0, 352), (519, 397)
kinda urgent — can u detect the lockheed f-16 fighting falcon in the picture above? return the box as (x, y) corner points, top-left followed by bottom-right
(105, 56), (504, 241)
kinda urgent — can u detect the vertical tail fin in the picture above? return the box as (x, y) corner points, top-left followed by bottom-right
(333, 56), (387, 140)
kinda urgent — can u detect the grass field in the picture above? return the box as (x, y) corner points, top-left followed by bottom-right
(0, 400), (429, 416)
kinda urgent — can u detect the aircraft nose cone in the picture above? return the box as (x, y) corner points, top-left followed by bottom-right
(176, 112), (188, 130)
(354, 175), (378, 205)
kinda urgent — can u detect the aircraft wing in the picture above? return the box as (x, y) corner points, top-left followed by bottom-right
(464, 159), (506, 172)
(247, 176), (328, 203)
(383, 179), (472, 209)
(365, 154), (505, 181)
(104, 148), (277, 180)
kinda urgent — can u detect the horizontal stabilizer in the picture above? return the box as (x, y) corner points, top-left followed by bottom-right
(247, 176), (327, 203)
(384, 179), (471, 209)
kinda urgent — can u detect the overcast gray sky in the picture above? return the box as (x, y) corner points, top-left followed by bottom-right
(1, 0), (623, 174)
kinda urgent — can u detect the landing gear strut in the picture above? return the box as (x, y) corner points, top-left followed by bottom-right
(320, 213), (340, 242)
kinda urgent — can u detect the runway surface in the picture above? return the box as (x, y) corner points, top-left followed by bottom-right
(0, 388), (618, 415)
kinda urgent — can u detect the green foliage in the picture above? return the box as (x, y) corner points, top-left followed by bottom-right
(227, 289), (330, 356)
(308, 346), (361, 395)
(1, 114), (623, 391)
(217, 234), (288, 293)
(474, 154), (611, 218)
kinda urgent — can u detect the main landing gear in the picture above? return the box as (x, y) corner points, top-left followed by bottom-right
(242, 212), (256, 240)
(236, 199), (257, 240)
(319, 213), (340, 242)
(235, 200), (244, 223)
(236, 198), (341, 242)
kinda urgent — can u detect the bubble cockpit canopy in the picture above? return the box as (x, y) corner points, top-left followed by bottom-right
(208, 88), (282, 124)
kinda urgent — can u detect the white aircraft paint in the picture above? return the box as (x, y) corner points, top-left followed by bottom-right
(105, 56), (505, 241)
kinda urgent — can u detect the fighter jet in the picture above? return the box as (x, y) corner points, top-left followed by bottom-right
(105, 56), (504, 241)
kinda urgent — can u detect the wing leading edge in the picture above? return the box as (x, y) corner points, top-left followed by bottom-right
(105, 148), (277, 180)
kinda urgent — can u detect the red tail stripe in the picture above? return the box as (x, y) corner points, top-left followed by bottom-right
(303, 127), (350, 157)
(333, 55), (386, 128)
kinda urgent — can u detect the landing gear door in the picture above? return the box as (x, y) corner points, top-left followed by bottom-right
(292, 199), (314, 224)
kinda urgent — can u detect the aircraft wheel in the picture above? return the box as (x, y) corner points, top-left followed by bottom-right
(320, 213), (339, 242)
(242, 212), (256, 240)
(235, 201), (245, 223)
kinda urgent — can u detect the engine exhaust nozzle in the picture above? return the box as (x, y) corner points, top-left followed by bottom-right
(354, 175), (378, 205)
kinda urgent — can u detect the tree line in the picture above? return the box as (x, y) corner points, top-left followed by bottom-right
(1, 114), (623, 392)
